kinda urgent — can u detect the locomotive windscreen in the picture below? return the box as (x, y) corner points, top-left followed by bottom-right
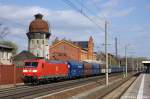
(25, 62), (38, 67)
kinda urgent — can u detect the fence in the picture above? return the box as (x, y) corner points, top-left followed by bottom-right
(0, 64), (23, 85)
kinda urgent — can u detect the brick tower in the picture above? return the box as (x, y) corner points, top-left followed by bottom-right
(88, 36), (93, 60)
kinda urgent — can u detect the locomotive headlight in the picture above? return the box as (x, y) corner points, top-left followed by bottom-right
(32, 70), (37, 73)
(23, 70), (28, 72)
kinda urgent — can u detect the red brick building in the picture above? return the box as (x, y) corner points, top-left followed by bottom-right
(49, 36), (96, 61)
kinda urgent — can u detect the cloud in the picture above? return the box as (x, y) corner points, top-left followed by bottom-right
(101, 0), (120, 8)
(0, 4), (105, 52)
(0, 4), (51, 38)
(99, 0), (120, 17)
(0, 4), (49, 20)
(98, 0), (135, 18)
(111, 7), (135, 17)
(0, 4), (101, 35)
(0, 2), (148, 58)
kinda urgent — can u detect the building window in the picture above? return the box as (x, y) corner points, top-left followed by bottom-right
(3, 52), (5, 59)
(2, 51), (4, 58)
(37, 40), (39, 44)
(6, 52), (8, 59)
(32, 40), (34, 44)
(43, 40), (44, 44)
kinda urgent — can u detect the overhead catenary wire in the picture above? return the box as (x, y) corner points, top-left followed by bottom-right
(82, 0), (119, 43)
(63, 0), (108, 85)
(76, 0), (106, 20)
(61, 0), (105, 31)
(78, 0), (115, 55)
(72, 0), (116, 48)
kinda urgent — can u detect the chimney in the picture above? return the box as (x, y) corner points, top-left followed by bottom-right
(88, 36), (93, 60)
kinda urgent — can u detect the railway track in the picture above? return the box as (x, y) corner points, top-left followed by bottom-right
(101, 73), (140, 99)
(35, 74), (125, 99)
(0, 73), (123, 99)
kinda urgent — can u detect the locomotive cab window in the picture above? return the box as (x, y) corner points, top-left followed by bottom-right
(25, 62), (38, 67)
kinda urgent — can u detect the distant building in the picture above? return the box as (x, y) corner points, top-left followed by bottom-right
(96, 52), (118, 66)
(26, 13), (51, 59)
(49, 36), (96, 61)
(13, 50), (37, 67)
(0, 44), (13, 65)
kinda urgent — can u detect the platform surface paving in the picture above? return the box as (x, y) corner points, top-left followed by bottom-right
(121, 73), (150, 99)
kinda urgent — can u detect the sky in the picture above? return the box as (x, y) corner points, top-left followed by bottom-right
(0, 0), (150, 58)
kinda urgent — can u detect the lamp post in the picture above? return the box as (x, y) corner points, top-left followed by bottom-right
(125, 44), (131, 77)
(136, 58), (139, 72)
(105, 20), (109, 85)
(125, 45), (128, 77)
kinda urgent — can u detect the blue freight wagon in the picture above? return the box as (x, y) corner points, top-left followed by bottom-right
(109, 65), (117, 73)
(91, 63), (100, 75)
(110, 66), (124, 73)
(67, 60), (84, 78)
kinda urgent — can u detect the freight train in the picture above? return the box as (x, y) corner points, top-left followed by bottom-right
(22, 59), (125, 85)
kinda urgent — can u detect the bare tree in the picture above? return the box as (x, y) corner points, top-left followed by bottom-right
(52, 37), (59, 45)
(0, 24), (9, 39)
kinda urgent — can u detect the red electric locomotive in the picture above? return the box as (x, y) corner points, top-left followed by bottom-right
(22, 59), (68, 84)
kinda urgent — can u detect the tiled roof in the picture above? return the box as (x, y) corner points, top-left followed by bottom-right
(13, 50), (37, 61)
(51, 40), (89, 51)
(0, 44), (13, 49)
(73, 41), (88, 49)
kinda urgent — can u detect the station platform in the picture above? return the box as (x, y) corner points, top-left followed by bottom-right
(121, 73), (150, 99)
(0, 83), (24, 89)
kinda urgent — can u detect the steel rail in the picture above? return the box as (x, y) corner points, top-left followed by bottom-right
(0, 73), (122, 99)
